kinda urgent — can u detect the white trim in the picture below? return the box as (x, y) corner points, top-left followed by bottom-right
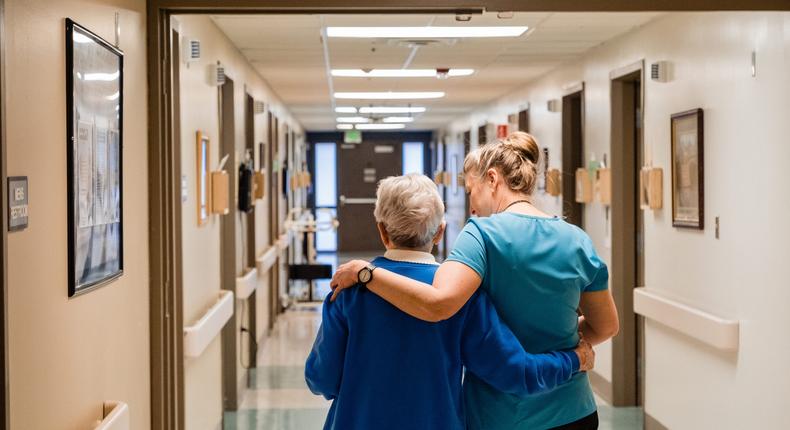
(383, 249), (438, 265)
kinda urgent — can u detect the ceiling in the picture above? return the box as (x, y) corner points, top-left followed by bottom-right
(211, 12), (662, 131)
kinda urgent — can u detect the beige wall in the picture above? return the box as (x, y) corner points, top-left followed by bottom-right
(447, 11), (790, 429)
(176, 15), (302, 430)
(5, 0), (150, 429)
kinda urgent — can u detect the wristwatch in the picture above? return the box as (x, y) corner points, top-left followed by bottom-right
(357, 263), (377, 286)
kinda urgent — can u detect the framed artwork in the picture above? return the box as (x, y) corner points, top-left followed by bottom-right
(197, 131), (210, 226)
(670, 108), (704, 229)
(66, 19), (124, 297)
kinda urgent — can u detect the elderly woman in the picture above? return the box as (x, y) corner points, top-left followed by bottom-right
(330, 134), (619, 430)
(305, 173), (594, 430)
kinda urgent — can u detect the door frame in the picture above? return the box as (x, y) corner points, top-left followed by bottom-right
(147, 3), (788, 429)
(0, 0), (7, 427)
(561, 85), (584, 228)
(609, 59), (645, 407)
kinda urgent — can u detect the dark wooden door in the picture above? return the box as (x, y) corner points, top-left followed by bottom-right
(337, 140), (402, 253)
(562, 90), (584, 228)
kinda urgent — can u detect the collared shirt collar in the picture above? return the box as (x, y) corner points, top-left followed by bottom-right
(383, 249), (438, 266)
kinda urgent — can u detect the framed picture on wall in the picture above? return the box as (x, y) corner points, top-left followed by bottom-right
(197, 131), (210, 226)
(670, 108), (704, 229)
(66, 19), (124, 297)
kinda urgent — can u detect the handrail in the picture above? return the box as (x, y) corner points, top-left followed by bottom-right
(236, 268), (258, 300)
(183, 290), (234, 358)
(93, 401), (129, 430)
(634, 287), (739, 351)
(257, 246), (278, 274)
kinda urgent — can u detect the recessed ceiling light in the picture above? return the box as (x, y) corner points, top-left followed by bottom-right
(335, 107), (358, 113)
(336, 116), (370, 123)
(355, 124), (406, 130)
(336, 124), (353, 130)
(334, 92), (444, 100)
(382, 117), (415, 123)
(331, 69), (474, 78)
(359, 106), (426, 114)
(326, 27), (528, 39)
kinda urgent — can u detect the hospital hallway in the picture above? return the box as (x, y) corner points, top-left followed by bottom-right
(3, 1), (790, 430)
(224, 299), (643, 430)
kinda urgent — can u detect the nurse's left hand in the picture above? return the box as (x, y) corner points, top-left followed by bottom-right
(330, 259), (369, 301)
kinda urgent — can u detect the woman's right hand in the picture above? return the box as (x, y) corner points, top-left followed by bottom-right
(574, 338), (595, 372)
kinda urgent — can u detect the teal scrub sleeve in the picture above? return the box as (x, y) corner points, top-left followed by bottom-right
(446, 221), (487, 280)
(582, 235), (609, 292)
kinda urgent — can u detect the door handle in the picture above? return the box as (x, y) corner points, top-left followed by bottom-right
(339, 195), (377, 206)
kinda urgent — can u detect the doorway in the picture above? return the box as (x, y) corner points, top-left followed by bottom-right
(610, 61), (644, 408)
(267, 112), (280, 327)
(562, 88), (584, 228)
(336, 136), (402, 253)
(0, 0), (7, 426)
(217, 76), (241, 412)
(463, 130), (471, 219)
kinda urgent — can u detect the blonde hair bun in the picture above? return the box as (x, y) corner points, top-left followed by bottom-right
(503, 131), (540, 165)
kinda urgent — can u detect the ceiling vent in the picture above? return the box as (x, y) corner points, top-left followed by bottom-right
(183, 39), (200, 62)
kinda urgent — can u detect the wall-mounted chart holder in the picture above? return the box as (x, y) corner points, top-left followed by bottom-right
(434, 171), (444, 185)
(300, 171), (312, 188)
(210, 170), (230, 215)
(253, 170), (265, 200)
(442, 171), (452, 187)
(546, 169), (562, 196)
(640, 167), (663, 210)
(596, 168), (612, 205)
(575, 168), (593, 203)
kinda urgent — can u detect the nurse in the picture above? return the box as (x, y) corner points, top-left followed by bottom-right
(330, 132), (619, 430)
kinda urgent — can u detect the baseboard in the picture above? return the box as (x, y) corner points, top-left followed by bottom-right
(588, 370), (613, 404)
(645, 411), (669, 430)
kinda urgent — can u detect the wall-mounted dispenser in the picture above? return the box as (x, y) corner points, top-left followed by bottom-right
(640, 167), (663, 210)
(596, 168), (612, 205)
(211, 154), (230, 215)
(546, 169), (562, 196)
(575, 168), (593, 203)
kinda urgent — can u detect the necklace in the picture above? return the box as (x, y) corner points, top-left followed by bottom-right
(500, 199), (532, 213)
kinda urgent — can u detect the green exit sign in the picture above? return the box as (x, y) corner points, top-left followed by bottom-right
(344, 130), (362, 144)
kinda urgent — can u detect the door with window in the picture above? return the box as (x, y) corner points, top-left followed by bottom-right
(336, 140), (403, 252)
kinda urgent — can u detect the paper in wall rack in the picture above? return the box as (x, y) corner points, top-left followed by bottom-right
(65, 19), (124, 297)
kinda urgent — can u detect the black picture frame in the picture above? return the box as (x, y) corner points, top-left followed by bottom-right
(670, 108), (704, 229)
(66, 19), (124, 297)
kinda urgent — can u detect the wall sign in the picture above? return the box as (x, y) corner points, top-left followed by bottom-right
(66, 19), (124, 297)
(8, 176), (29, 232)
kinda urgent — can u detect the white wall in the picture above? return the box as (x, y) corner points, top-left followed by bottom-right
(446, 12), (790, 429)
(6, 1), (150, 428)
(176, 15), (302, 430)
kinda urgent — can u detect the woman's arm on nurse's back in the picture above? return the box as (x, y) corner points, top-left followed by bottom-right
(579, 289), (619, 345)
(330, 260), (481, 322)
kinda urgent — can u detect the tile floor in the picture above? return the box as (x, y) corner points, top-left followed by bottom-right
(224, 301), (644, 430)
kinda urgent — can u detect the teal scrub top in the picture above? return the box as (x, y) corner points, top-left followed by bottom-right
(446, 212), (609, 430)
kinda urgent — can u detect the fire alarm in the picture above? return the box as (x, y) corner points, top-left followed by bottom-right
(651, 61), (670, 83)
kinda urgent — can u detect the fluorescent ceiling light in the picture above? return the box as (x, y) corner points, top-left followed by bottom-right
(335, 107), (358, 113)
(327, 26), (528, 39)
(336, 116), (370, 123)
(382, 117), (415, 123)
(331, 69), (474, 78)
(336, 124), (353, 130)
(334, 92), (444, 100)
(359, 106), (426, 114)
(355, 124), (406, 130)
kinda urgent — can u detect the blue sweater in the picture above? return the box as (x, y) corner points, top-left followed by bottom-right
(305, 256), (580, 430)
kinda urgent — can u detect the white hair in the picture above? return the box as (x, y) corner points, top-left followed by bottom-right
(374, 174), (445, 248)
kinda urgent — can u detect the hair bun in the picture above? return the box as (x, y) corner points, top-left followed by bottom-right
(503, 131), (540, 164)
